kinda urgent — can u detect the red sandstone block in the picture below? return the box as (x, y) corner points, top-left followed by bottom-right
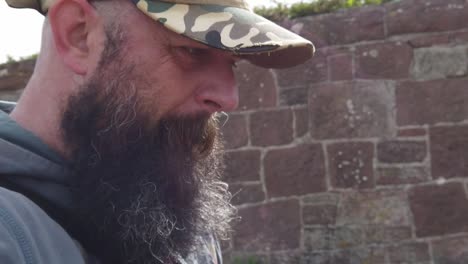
(264, 144), (326, 198)
(294, 106), (309, 137)
(234, 62), (277, 111)
(221, 113), (248, 150)
(376, 166), (430, 186)
(274, 50), (327, 89)
(396, 79), (468, 126)
(409, 182), (468, 237)
(301, 240), (387, 263)
(302, 204), (337, 225)
(329, 54), (353, 81)
(388, 242), (430, 263)
(309, 81), (396, 139)
(224, 149), (261, 183)
(355, 42), (413, 79)
(397, 128), (426, 137)
(337, 189), (410, 226)
(279, 87), (308, 106)
(233, 200), (301, 251)
(377, 140), (427, 163)
(386, 0), (468, 36)
(430, 125), (468, 179)
(364, 226), (412, 245)
(228, 183), (265, 206)
(269, 252), (301, 264)
(407, 33), (451, 48)
(293, 6), (384, 46)
(250, 109), (294, 146)
(327, 142), (375, 189)
(432, 235), (468, 263)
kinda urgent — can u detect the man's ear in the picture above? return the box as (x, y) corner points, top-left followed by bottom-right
(48, 0), (102, 75)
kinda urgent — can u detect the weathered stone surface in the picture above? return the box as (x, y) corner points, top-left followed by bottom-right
(398, 127), (427, 137)
(304, 225), (411, 252)
(376, 166), (431, 185)
(303, 204), (337, 225)
(356, 42), (413, 79)
(233, 199), (300, 251)
(274, 50), (327, 89)
(364, 226), (412, 245)
(309, 80), (396, 139)
(234, 62), (277, 111)
(250, 109), (293, 147)
(0, 59), (34, 93)
(409, 182), (468, 237)
(229, 183), (264, 206)
(411, 45), (468, 81)
(300, 251), (330, 264)
(386, 0), (468, 36)
(227, 253), (269, 264)
(451, 31), (468, 45)
(397, 79), (468, 126)
(264, 144), (326, 198)
(329, 54), (353, 81)
(301, 246), (386, 264)
(432, 236), (468, 264)
(294, 6), (384, 46)
(303, 227), (334, 250)
(0, 89), (23, 101)
(377, 140), (427, 163)
(408, 33), (451, 48)
(431, 125), (468, 179)
(388, 242), (431, 264)
(294, 106), (309, 137)
(407, 30), (468, 49)
(270, 251), (301, 264)
(279, 87), (308, 106)
(337, 189), (410, 226)
(221, 113), (248, 150)
(327, 142), (374, 189)
(224, 150), (261, 183)
(302, 192), (340, 205)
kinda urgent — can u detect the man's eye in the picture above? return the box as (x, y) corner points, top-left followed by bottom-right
(181, 47), (207, 57)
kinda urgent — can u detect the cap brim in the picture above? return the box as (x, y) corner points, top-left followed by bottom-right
(134, 0), (315, 68)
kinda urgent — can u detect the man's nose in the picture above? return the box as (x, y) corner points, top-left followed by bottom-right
(195, 60), (239, 114)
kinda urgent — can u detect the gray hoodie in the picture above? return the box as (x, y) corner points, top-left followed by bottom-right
(0, 101), (90, 263)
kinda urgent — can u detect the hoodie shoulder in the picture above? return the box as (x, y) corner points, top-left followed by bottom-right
(0, 187), (86, 264)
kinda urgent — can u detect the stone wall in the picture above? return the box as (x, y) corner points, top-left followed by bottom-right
(221, 0), (468, 263)
(0, 59), (34, 101)
(2, 0), (468, 263)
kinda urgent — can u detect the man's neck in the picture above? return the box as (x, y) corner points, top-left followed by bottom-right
(10, 82), (69, 159)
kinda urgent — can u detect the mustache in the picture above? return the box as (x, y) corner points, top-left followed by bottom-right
(161, 113), (221, 160)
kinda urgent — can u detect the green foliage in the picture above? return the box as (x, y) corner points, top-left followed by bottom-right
(0, 53), (39, 64)
(254, 0), (394, 20)
(3, 53), (39, 65)
(253, 3), (290, 21)
(232, 256), (263, 264)
(6, 55), (16, 64)
(21, 53), (38, 61)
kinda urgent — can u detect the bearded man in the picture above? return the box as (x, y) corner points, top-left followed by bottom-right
(0, 0), (314, 263)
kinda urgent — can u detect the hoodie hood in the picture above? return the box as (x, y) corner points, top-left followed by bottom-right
(0, 101), (74, 220)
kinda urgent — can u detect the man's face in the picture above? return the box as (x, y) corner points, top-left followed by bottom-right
(94, 0), (239, 122)
(60, 2), (239, 263)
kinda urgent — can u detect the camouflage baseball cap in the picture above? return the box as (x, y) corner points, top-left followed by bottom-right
(6, 0), (315, 68)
